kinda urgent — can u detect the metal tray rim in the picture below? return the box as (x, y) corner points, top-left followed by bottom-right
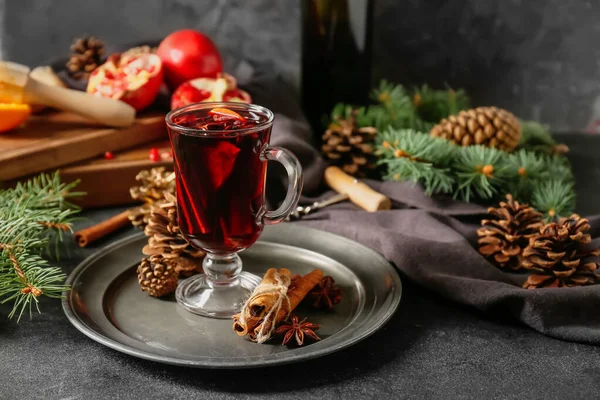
(62, 225), (402, 368)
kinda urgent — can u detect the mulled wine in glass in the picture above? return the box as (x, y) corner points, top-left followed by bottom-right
(166, 102), (303, 318)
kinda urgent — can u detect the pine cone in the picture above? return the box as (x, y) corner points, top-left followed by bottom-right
(478, 194), (544, 270)
(137, 255), (178, 297)
(522, 214), (600, 289)
(143, 194), (204, 276)
(129, 167), (176, 228)
(66, 36), (106, 80)
(430, 107), (521, 151)
(321, 109), (377, 177)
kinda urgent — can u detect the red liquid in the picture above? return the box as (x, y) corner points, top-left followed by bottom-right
(168, 109), (271, 254)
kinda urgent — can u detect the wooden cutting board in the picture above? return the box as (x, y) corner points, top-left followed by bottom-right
(0, 110), (168, 181)
(58, 140), (174, 208)
(2, 140), (174, 208)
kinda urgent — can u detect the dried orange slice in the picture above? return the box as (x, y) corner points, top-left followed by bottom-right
(0, 103), (31, 133)
(208, 107), (246, 123)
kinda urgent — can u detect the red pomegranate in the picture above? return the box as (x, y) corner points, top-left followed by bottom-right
(157, 29), (223, 89)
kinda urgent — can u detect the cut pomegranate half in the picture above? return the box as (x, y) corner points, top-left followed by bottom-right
(170, 73), (252, 110)
(87, 52), (163, 111)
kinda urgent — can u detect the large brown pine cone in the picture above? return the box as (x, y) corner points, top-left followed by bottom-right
(129, 167), (176, 228)
(66, 36), (106, 80)
(522, 214), (600, 289)
(430, 107), (521, 151)
(321, 109), (377, 177)
(478, 195), (544, 270)
(137, 255), (179, 297)
(143, 194), (204, 275)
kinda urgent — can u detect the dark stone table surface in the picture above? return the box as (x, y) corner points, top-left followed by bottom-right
(2, 134), (600, 400)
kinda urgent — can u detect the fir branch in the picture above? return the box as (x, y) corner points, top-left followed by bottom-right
(505, 149), (550, 200)
(327, 81), (471, 134)
(519, 120), (569, 155)
(413, 85), (471, 125)
(377, 128), (456, 195)
(368, 80), (415, 131)
(0, 172), (81, 320)
(543, 154), (574, 183)
(453, 145), (511, 202)
(2, 172), (83, 211)
(531, 179), (576, 221)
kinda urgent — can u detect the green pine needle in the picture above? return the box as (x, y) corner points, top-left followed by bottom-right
(0, 171), (82, 321)
(531, 179), (576, 221)
(453, 145), (511, 202)
(377, 128), (456, 195)
(413, 84), (471, 124)
(518, 120), (569, 156)
(543, 154), (574, 183)
(505, 149), (550, 200)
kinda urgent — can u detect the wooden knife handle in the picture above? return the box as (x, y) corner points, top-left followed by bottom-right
(23, 78), (136, 127)
(324, 166), (391, 212)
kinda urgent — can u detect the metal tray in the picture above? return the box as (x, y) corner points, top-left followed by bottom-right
(62, 224), (401, 368)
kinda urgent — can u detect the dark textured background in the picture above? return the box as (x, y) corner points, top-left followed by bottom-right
(2, 0), (600, 131)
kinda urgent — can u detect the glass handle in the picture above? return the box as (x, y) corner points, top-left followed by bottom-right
(261, 146), (304, 225)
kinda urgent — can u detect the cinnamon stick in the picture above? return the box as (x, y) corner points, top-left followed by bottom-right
(233, 268), (324, 343)
(74, 209), (132, 247)
(233, 268), (292, 336)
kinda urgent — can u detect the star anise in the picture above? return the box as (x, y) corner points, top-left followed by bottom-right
(273, 315), (321, 346)
(305, 276), (342, 310)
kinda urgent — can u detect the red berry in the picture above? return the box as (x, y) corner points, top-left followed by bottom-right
(149, 152), (161, 162)
(104, 151), (114, 160)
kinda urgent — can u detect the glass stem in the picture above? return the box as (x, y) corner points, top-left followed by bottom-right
(202, 253), (242, 287)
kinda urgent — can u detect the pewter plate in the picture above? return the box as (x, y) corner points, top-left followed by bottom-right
(62, 224), (401, 368)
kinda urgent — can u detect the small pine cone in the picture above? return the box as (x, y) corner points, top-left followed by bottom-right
(478, 194), (544, 270)
(143, 194), (205, 260)
(129, 204), (152, 228)
(430, 107), (521, 151)
(66, 35), (106, 80)
(137, 255), (178, 297)
(522, 214), (600, 289)
(129, 167), (176, 228)
(321, 109), (377, 177)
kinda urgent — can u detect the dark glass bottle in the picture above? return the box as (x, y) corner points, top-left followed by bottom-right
(301, 0), (376, 137)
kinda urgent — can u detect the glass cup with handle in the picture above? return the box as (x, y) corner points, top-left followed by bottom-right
(165, 102), (303, 318)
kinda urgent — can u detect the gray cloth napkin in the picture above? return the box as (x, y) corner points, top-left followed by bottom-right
(247, 72), (600, 345)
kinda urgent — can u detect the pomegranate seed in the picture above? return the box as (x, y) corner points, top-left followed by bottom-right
(149, 153), (160, 162)
(104, 151), (114, 160)
(149, 147), (160, 162)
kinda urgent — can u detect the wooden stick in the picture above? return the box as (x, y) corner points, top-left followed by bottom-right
(73, 210), (131, 247)
(324, 166), (391, 212)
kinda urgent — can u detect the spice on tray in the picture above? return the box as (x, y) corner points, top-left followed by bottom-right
(274, 315), (321, 346)
(232, 268), (323, 343)
(305, 275), (342, 310)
